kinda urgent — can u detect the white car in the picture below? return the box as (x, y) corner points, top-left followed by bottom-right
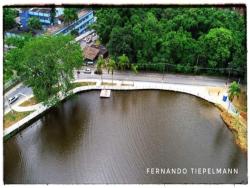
(86, 61), (94, 65)
(8, 95), (19, 104)
(83, 68), (91, 74)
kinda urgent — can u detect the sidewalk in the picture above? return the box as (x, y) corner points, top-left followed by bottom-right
(3, 78), (236, 138)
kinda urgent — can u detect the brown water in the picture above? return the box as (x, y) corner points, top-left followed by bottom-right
(4, 90), (247, 184)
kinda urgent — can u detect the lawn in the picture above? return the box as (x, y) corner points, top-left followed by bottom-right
(4, 111), (33, 130)
(72, 82), (96, 88)
(101, 82), (116, 86)
(19, 96), (38, 107)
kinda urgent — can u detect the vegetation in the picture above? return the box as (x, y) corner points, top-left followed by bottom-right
(4, 111), (33, 129)
(117, 54), (129, 70)
(106, 58), (117, 84)
(4, 35), (83, 106)
(3, 8), (17, 30)
(50, 7), (56, 25)
(92, 7), (246, 79)
(72, 82), (96, 87)
(220, 108), (247, 152)
(63, 8), (78, 24)
(228, 81), (241, 102)
(28, 17), (42, 30)
(96, 56), (106, 82)
(101, 82), (116, 86)
(19, 96), (38, 107)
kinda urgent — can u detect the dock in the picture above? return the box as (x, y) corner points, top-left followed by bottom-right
(100, 89), (111, 98)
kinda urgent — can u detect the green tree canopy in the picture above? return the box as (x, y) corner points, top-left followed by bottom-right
(5, 35), (83, 105)
(28, 17), (42, 30)
(63, 8), (78, 24)
(4, 8), (17, 30)
(92, 7), (246, 79)
(117, 54), (129, 70)
(228, 81), (241, 102)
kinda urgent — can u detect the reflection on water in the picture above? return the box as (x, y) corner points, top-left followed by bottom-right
(4, 90), (247, 184)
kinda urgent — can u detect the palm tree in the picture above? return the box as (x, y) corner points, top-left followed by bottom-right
(228, 81), (241, 111)
(131, 64), (138, 86)
(63, 8), (78, 24)
(96, 56), (105, 83)
(106, 58), (117, 85)
(117, 54), (129, 70)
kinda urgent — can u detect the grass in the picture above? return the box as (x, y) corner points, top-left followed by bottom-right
(19, 96), (38, 107)
(4, 111), (33, 130)
(72, 82), (96, 88)
(232, 90), (247, 113)
(121, 83), (133, 86)
(101, 82), (116, 86)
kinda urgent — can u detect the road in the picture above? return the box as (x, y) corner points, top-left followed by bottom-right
(4, 70), (231, 112)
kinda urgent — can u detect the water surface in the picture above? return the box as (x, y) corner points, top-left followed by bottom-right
(4, 90), (247, 184)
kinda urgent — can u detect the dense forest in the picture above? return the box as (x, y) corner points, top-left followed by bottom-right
(92, 7), (246, 79)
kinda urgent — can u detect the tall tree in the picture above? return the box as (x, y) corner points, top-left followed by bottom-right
(131, 64), (138, 86)
(199, 27), (233, 71)
(93, 7), (246, 78)
(4, 8), (17, 30)
(106, 58), (117, 85)
(117, 54), (129, 70)
(96, 56), (106, 83)
(5, 35), (83, 106)
(50, 7), (56, 25)
(228, 81), (241, 102)
(63, 8), (78, 24)
(28, 17), (42, 30)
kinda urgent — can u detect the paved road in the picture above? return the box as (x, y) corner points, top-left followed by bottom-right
(4, 70), (232, 112)
(77, 69), (230, 86)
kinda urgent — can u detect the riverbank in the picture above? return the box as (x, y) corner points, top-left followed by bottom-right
(3, 79), (245, 151)
(216, 104), (247, 152)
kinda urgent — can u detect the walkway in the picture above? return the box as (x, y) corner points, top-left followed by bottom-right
(3, 78), (234, 138)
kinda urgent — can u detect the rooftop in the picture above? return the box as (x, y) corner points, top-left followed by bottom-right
(46, 9), (92, 35)
(77, 9), (90, 18)
(84, 46), (100, 61)
(29, 8), (51, 14)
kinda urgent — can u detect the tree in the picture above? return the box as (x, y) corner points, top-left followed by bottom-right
(131, 64), (138, 86)
(199, 27), (233, 70)
(228, 81), (241, 102)
(5, 33), (32, 48)
(93, 7), (246, 78)
(7, 35), (83, 106)
(4, 8), (17, 30)
(96, 56), (106, 83)
(50, 7), (56, 25)
(117, 54), (129, 70)
(28, 17), (42, 30)
(70, 29), (78, 37)
(106, 58), (117, 85)
(63, 8), (78, 24)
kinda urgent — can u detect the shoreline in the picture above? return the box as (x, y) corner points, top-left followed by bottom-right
(3, 79), (244, 150)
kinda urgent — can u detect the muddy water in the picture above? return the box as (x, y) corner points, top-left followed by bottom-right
(4, 90), (247, 184)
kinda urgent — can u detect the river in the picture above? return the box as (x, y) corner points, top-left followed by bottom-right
(4, 90), (247, 184)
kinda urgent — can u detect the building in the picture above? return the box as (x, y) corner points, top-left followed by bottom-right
(91, 44), (108, 58)
(84, 46), (100, 61)
(47, 9), (94, 35)
(20, 8), (64, 28)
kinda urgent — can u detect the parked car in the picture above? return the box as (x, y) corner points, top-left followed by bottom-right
(86, 61), (94, 65)
(8, 95), (19, 104)
(83, 68), (91, 74)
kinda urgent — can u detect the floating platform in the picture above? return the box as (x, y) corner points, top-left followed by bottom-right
(100, 89), (111, 98)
